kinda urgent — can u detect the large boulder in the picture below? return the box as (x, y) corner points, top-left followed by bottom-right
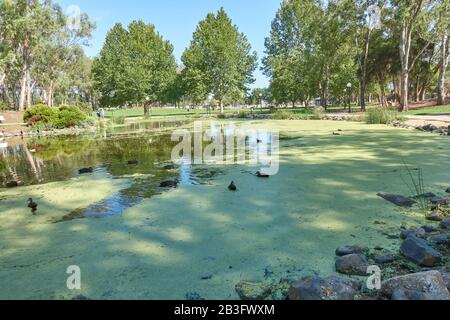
(377, 192), (416, 207)
(400, 236), (442, 267)
(381, 271), (450, 300)
(335, 254), (369, 276)
(335, 245), (369, 257)
(288, 276), (362, 300)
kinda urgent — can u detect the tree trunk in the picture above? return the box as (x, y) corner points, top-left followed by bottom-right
(400, 70), (409, 111)
(219, 100), (224, 113)
(437, 34), (449, 105)
(18, 68), (27, 111)
(379, 78), (386, 107)
(320, 79), (329, 110)
(46, 81), (54, 107)
(360, 29), (372, 112)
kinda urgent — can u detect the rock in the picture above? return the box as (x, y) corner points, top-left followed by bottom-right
(401, 228), (426, 240)
(382, 271), (450, 300)
(374, 255), (396, 265)
(159, 180), (178, 188)
(377, 192), (416, 207)
(400, 236), (442, 267)
(288, 276), (361, 300)
(436, 268), (450, 290)
(427, 212), (445, 222)
(127, 160), (138, 165)
(78, 167), (94, 174)
(5, 181), (19, 188)
(235, 281), (271, 300)
(440, 218), (450, 230)
(429, 233), (450, 245)
(335, 245), (369, 257)
(335, 254), (369, 276)
(421, 224), (439, 233)
(431, 197), (450, 205)
(446, 187), (450, 194)
(392, 288), (449, 300)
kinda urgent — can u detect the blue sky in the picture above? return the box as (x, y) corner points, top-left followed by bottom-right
(57, 0), (282, 88)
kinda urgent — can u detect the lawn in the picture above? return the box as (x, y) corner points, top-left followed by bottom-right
(405, 105), (450, 115)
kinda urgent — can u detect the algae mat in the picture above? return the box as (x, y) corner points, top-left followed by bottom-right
(0, 120), (449, 299)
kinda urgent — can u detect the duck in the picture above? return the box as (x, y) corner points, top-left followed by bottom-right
(257, 139), (263, 144)
(78, 167), (94, 174)
(256, 171), (270, 178)
(228, 181), (237, 191)
(6, 181), (19, 188)
(127, 160), (139, 165)
(160, 179), (179, 188)
(332, 132), (341, 136)
(28, 198), (38, 212)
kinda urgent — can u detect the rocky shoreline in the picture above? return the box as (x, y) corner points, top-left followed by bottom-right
(234, 189), (450, 301)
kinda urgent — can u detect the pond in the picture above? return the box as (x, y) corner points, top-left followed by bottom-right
(0, 120), (449, 300)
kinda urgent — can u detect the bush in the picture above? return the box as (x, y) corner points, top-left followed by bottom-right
(365, 107), (402, 124)
(52, 105), (87, 129)
(217, 113), (227, 119)
(75, 102), (93, 115)
(272, 110), (313, 120)
(23, 104), (87, 129)
(23, 104), (58, 126)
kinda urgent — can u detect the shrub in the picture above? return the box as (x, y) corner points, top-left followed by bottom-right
(366, 107), (403, 124)
(23, 104), (58, 126)
(217, 113), (227, 119)
(75, 102), (93, 115)
(52, 105), (87, 128)
(24, 104), (87, 129)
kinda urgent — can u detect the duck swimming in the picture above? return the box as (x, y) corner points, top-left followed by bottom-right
(256, 171), (270, 178)
(228, 181), (237, 191)
(28, 198), (38, 212)
(78, 167), (94, 174)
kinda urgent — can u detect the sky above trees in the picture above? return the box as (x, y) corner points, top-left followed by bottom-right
(57, 0), (281, 88)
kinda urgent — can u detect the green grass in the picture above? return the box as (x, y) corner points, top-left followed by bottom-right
(404, 105), (450, 115)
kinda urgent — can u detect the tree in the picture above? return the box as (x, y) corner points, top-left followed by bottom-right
(436, 0), (450, 105)
(264, 0), (356, 109)
(182, 8), (257, 113)
(392, 0), (441, 111)
(92, 21), (177, 113)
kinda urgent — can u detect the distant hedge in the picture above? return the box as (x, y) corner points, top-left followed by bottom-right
(24, 104), (87, 129)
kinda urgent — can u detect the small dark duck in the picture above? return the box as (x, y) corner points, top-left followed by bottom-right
(160, 179), (179, 188)
(256, 171), (270, 178)
(128, 160), (139, 165)
(228, 181), (237, 191)
(28, 198), (38, 212)
(78, 167), (94, 174)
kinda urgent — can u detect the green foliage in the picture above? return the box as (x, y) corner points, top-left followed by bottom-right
(23, 104), (58, 126)
(52, 105), (87, 129)
(92, 21), (177, 108)
(365, 107), (403, 124)
(23, 104), (87, 129)
(181, 8), (258, 111)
